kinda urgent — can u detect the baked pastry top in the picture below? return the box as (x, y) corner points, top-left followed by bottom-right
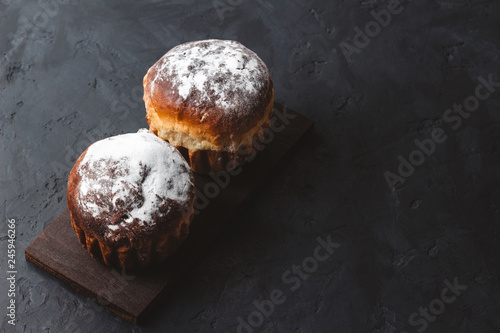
(143, 39), (274, 155)
(67, 129), (195, 268)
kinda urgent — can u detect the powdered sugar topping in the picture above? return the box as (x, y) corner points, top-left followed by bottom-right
(76, 129), (193, 230)
(150, 39), (269, 112)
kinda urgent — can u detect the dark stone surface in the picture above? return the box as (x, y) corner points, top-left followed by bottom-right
(1, 0), (500, 332)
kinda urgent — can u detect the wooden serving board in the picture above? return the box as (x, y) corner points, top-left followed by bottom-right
(25, 104), (314, 324)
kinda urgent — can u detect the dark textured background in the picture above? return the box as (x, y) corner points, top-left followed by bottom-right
(1, 0), (500, 332)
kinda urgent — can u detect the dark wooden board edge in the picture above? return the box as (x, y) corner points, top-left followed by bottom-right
(25, 246), (137, 323)
(24, 104), (314, 325)
(24, 210), (139, 322)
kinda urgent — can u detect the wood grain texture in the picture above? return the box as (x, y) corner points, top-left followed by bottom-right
(25, 104), (314, 324)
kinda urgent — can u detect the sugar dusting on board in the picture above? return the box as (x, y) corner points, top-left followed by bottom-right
(149, 39), (269, 112)
(76, 129), (193, 232)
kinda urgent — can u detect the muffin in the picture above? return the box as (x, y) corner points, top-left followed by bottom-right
(143, 39), (274, 174)
(67, 129), (195, 269)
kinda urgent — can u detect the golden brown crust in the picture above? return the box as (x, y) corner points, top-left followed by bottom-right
(67, 139), (195, 269)
(143, 40), (274, 150)
(147, 98), (273, 174)
(143, 40), (274, 173)
(143, 72), (273, 150)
